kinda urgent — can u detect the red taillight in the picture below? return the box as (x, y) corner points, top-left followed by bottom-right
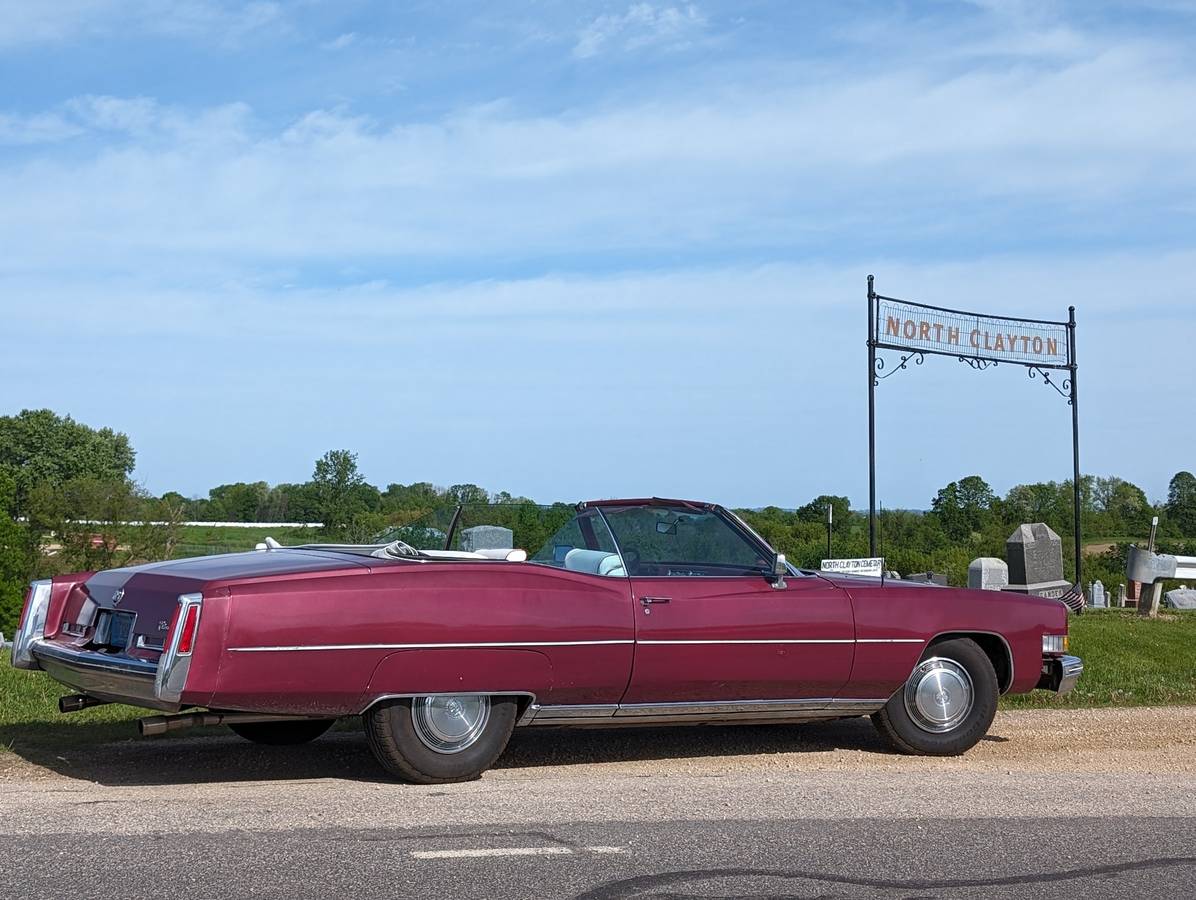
(176, 604), (200, 655)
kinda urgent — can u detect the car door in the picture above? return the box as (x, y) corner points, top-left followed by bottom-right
(601, 503), (855, 704)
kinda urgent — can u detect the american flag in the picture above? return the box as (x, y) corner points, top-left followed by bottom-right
(1059, 583), (1085, 614)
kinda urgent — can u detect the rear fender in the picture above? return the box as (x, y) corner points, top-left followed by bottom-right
(359, 648), (554, 714)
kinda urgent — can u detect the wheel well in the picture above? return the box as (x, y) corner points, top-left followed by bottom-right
(928, 632), (1013, 694)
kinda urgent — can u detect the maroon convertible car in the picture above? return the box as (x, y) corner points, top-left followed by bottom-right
(12, 498), (1082, 784)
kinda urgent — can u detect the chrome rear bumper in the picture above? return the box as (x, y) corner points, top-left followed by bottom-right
(1037, 654), (1084, 696)
(29, 640), (180, 712)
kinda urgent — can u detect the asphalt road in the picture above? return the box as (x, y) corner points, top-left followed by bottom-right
(3, 708), (1194, 899)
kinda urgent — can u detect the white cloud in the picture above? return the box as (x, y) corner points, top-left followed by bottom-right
(0, 33), (1190, 278)
(573, 3), (707, 59)
(322, 31), (357, 51)
(0, 0), (283, 49)
(0, 111), (80, 145)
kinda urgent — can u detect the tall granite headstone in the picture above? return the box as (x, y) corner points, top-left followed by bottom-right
(1116, 584), (1127, 608)
(968, 558), (1009, 591)
(1004, 523), (1071, 600)
(460, 525), (513, 552)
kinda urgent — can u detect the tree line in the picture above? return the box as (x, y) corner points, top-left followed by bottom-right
(3, 408), (1194, 633)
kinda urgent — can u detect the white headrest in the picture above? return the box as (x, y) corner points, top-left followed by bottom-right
(563, 548), (617, 574)
(597, 555), (626, 577)
(474, 548), (528, 561)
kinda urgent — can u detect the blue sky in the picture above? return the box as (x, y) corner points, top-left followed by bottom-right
(1, 0), (1194, 509)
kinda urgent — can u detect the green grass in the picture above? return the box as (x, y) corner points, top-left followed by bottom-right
(173, 524), (321, 556)
(1, 648), (147, 751)
(1001, 609), (1196, 709)
(4, 611), (1195, 753)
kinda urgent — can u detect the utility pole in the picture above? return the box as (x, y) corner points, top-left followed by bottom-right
(826, 503), (833, 559)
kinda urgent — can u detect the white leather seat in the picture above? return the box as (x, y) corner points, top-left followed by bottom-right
(563, 548), (625, 577)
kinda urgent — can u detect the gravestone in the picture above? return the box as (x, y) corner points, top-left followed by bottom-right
(1116, 584), (1127, 608)
(460, 525), (513, 552)
(905, 572), (948, 585)
(968, 558), (1009, 591)
(1165, 588), (1196, 610)
(1090, 580), (1107, 608)
(1004, 523), (1071, 600)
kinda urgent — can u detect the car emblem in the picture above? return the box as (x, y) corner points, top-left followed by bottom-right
(111, 589), (125, 605)
(158, 620), (170, 632)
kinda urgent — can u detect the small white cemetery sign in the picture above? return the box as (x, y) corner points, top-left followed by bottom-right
(820, 557), (885, 578)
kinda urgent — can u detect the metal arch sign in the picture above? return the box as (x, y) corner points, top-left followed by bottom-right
(864, 275), (1083, 592)
(873, 297), (1070, 369)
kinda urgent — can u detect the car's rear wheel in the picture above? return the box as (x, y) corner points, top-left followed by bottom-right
(364, 695), (518, 784)
(871, 637), (998, 756)
(228, 719), (336, 745)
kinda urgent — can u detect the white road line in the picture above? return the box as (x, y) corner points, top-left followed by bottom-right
(410, 845), (625, 860)
(411, 847), (573, 860)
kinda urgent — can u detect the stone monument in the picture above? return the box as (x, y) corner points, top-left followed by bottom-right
(460, 525), (514, 552)
(1090, 580), (1107, 608)
(1004, 523), (1071, 599)
(1165, 588), (1196, 610)
(968, 558), (1009, 591)
(1116, 584), (1127, 608)
(905, 572), (948, 585)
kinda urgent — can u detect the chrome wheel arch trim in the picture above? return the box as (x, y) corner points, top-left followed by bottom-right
(918, 630), (1015, 694)
(358, 691), (536, 718)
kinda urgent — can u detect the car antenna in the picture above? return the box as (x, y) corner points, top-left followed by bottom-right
(443, 504), (463, 551)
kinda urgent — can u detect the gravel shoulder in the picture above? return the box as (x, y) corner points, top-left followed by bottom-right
(2, 707), (1194, 837)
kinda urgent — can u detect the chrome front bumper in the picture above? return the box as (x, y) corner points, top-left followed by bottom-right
(1037, 654), (1084, 696)
(29, 640), (180, 712)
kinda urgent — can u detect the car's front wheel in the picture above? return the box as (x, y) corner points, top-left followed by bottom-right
(871, 637), (998, 756)
(364, 695), (518, 784)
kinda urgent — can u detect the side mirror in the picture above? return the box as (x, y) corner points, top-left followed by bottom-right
(768, 553), (787, 589)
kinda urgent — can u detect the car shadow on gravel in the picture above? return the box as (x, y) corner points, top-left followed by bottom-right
(2, 716), (901, 786)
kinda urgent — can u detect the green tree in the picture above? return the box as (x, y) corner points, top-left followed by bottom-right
(932, 475), (995, 541)
(0, 470), (35, 634)
(312, 450), (366, 537)
(795, 495), (851, 525)
(1167, 471), (1196, 537)
(0, 409), (135, 516)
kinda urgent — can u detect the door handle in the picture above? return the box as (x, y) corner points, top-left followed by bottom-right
(639, 596), (672, 605)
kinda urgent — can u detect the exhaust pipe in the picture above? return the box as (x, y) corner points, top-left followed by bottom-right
(138, 712), (317, 736)
(59, 694), (109, 713)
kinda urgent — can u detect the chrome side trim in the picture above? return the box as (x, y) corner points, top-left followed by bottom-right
(520, 697), (889, 727)
(230, 640), (635, 652)
(637, 639), (854, 645)
(228, 637), (925, 652)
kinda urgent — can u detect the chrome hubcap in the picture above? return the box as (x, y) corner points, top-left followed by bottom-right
(411, 695), (491, 754)
(904, 657), (974, 734)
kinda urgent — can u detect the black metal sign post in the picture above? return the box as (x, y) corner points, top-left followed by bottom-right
(866, 276), (1082, 586)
